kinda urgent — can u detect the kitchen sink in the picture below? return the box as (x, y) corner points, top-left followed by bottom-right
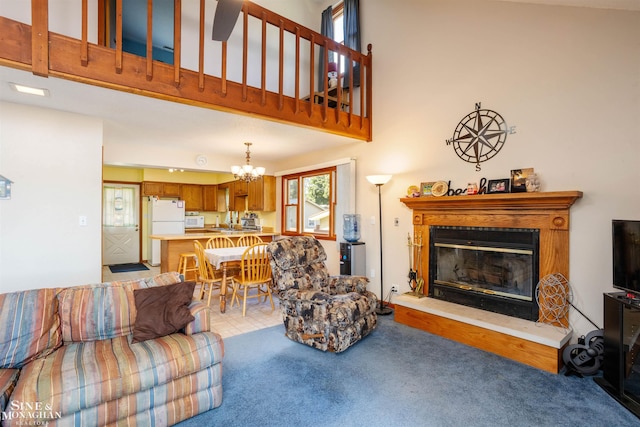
(207, 228), (258, 234)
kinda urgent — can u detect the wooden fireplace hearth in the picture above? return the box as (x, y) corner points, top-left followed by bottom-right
(397, 191), (582, 373)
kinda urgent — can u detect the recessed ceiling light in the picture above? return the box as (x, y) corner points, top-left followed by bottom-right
(8, 82), (50, 97)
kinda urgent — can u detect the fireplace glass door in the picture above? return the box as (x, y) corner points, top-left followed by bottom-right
(429, 226), (540, 321)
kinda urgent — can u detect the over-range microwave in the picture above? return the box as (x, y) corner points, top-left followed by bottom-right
(185, 215), (205, 229)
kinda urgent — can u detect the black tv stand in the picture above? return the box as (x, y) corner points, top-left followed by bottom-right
(595, 292), (640, 419)
(615, 292), (640, 308)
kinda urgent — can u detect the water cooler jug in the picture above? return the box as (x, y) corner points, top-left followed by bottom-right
(340, 242), (366, 276)
(343, 214), (361, 242)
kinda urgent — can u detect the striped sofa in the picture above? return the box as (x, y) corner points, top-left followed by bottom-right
(0, 272), (224, 426)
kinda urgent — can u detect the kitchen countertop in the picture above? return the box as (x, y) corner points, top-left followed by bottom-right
(150, 231), (278, 240)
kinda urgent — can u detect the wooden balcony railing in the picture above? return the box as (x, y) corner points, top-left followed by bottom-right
(0, 0), (372, 141)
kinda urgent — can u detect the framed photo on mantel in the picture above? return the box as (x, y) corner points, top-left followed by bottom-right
(511, 168), (534, 193)
(487, 178), (510, 194)
(421, 182), (435, 196)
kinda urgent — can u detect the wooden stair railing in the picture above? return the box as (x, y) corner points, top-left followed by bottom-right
(0, 0), (372, 142)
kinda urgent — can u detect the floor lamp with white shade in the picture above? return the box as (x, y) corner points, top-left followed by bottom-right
(366, 174), (393, 315)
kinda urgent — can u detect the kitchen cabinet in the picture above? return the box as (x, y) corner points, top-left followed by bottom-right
(162, 182), (181, 197)
(180, 184), (203, 211)
(222, 181), (246, 212)
(141, 181), (181, 197)
(248, 176), (276, 211)
(234, 180), (248, 196)
(203, 185), (218, 211)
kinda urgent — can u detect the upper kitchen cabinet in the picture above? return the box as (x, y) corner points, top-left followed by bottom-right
(181, 184), (203, 211)
(203, 185), (219, 212)
(141, 181), (181, 197)
(234, 180), (248, 196)
(248, 176), (276, 211)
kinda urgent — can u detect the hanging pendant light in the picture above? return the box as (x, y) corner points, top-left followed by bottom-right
(231, 142), (265, 182)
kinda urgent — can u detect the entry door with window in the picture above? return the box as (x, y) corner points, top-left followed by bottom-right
(103, 184), (140, 265)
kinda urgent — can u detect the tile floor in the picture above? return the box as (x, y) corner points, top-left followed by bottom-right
(102, 264), (283, 339)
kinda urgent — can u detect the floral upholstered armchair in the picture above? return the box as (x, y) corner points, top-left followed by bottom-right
(266, 236), (377, 353)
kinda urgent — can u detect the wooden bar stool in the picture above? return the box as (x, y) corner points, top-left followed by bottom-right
(177, 252), (198, 282)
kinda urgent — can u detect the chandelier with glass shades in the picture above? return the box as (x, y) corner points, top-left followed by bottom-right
(231, 142), (265, 182)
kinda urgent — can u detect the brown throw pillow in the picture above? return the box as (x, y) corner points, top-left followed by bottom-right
(132, 281), (196, 343)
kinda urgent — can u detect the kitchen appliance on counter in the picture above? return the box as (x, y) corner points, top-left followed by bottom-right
(241, 213), (261, 231)
(148, 197), (185, 266)
(185, 215), (205, 229)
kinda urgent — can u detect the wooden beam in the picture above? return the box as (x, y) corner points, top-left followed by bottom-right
(308, 34), (315, 119)
(221, 41), (228, 96)
(146, 0), (153, 80)
(115, 0), (122, 73)
(242, 4), (248, 102)
(261, 12), (267, 106)
(277, 19), (284, 111)
(198, 0), (204, 90)
(173, 0), (182, 85)
(31, 0), (49, 77)
(81, 0), (88, 66)
(294, 27), (300, 114)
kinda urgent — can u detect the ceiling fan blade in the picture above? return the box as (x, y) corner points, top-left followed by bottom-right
(212, 0), (244, 41)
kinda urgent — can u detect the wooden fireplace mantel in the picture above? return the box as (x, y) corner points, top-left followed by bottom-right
(400, 190), (583, 211)
(396, 190), (583, 373)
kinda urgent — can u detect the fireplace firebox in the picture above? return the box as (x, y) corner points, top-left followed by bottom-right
(429, 226), (540, 321)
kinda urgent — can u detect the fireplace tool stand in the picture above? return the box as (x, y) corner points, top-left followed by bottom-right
(406, 232), (426, 298)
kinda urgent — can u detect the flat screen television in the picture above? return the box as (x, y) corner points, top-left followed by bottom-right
(613, 219), (640, 296)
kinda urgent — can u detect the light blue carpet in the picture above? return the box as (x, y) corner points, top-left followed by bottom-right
(177, 315), (638, 427)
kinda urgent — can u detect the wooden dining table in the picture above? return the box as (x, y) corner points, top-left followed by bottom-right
(204, 246), (248, 313)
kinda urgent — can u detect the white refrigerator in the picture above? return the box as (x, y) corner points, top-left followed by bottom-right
(148, 198), (185, 266)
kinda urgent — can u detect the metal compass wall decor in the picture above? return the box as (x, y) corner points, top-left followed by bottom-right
(446, 102), (516, 171)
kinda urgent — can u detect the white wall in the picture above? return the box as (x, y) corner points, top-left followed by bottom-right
(0, 102), (103, 292)
(276, 0), (640, 338)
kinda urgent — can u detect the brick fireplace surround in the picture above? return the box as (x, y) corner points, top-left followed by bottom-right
(397, 191), (582, 373)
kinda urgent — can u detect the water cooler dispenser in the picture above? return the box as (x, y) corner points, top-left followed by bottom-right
(340, 242), (366, 276)
(340, 214), (366, 275)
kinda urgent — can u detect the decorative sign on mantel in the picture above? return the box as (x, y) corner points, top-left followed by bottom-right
(0, 175), (13, 200)
(446, 102), (517, 171)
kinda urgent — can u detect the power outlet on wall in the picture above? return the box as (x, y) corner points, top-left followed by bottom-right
(391, 285), (398, 293)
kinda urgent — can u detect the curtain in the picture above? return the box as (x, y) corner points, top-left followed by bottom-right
(343, 0), (361, 88)
(319, 6), (334, 92)
(103, 186), (136, 227)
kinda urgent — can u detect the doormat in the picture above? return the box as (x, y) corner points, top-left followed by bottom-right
(108, 263), (150, 273)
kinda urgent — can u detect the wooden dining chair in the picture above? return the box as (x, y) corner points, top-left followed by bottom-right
(205, 235), (236, 249)
(236, 234), (263, 247)
(193, 240), (233, 306)
(231, 243), (274, 317)
(206, 235), (238, 277)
